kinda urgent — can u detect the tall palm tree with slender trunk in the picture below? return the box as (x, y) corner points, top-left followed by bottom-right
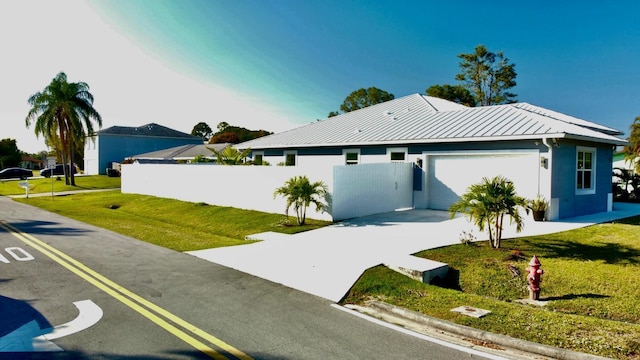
(26, 72), (102, 185)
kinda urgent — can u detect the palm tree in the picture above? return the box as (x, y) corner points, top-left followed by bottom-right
(26, 72), (102, 185)
(273, 176), (328, 225)
(449, 176), (528, 249)
(208, 146), (251, 165)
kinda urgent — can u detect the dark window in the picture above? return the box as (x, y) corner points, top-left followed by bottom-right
(345, 152), (358, 165)
(285, 153), (296, 166)
(390, 152), (405, 161)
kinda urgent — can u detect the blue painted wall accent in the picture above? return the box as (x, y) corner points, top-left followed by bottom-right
(409, 140), (543, 154)
(298, 148), (342, 156)
(551, 141), (613, 218)
(413, 165), (423, 191)
(265, 149), (284, 156)
(360, 147), (387, 155)
(97, 135), (201, 174)
(267, 140), (545, 158)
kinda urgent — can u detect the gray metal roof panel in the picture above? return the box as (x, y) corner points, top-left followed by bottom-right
(98, 123), (201, 139)
(129, 143), (230, 160)
(238, 94), (627, 149)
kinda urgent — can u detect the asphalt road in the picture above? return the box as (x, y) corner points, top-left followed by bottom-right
(0, 196), (498, 359)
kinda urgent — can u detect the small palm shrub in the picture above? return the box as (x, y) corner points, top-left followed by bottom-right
(273, 176), (328, 225)
(449, 176), (528, 249)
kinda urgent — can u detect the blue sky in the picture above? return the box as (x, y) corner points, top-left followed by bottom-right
(1, 1), (639, 153)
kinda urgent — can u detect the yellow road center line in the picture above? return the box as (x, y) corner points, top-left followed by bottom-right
(0, 220), (252, 360)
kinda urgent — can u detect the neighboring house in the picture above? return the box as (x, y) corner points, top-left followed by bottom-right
(613, 151), (637, 171)
(612, 151), (638, 196)
(20, 155), (44, 170)
(84, 123), (203, 175)
(127, 143), (230, 164)
(238, 93), (627, 220)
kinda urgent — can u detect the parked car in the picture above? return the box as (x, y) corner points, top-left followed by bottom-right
(40, 164), (77, 178)
(0, 167), (33, 180)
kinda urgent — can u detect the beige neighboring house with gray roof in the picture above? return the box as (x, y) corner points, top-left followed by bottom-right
(238, 93), (627, 220)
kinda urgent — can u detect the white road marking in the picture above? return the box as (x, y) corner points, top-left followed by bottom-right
(39, 300), (103, 340)
(5, 247), (35, 261)
(0, 300), (102, 352)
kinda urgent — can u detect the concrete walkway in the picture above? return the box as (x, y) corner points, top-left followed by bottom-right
(8, 188), (120, 199)
(189, 203), (640, 302)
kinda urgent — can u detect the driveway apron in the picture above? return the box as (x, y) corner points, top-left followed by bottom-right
(188, 204), (640, 302)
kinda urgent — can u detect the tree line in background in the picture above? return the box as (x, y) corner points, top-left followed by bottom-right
(0, 138), (23, 169)
(191, 121), (272, 144)
(328, 44), (518, 118)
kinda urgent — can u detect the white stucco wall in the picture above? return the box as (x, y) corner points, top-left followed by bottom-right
(84, 137), (99, 175)
(121, 161), (421, 222)
(121, 163), (335, 221)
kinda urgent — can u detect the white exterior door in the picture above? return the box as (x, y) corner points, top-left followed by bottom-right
(427, 152), (539, 210)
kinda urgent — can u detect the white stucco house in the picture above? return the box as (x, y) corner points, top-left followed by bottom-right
(237, 94), (627, 220)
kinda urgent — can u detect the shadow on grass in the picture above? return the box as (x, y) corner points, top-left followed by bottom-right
(521, 238), (640, 265)
(613, 215), (640, 225)
(431, 267), (462, 291)
(543, 293), (610, 301)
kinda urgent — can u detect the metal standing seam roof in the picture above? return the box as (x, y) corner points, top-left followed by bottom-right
(96, 123), (201, 139)
(237, 94), (627, 149)
(128, 143), (230, 160)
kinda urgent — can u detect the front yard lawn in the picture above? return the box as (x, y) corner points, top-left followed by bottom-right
(15, 191), (330, 251)
(341, 216), (640, 359)
(0, 175), (121, 195)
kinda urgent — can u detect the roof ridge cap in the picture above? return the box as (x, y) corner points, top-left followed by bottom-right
(416, 94), (440, 112)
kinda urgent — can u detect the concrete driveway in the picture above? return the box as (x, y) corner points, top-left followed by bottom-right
(188, 203), (640, 302)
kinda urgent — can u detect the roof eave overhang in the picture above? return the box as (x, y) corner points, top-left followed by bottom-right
(239, 133), (628, 150)
(561, 134), (628, 146)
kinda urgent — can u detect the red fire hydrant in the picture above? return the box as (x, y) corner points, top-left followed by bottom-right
(525, 256), (544, 300)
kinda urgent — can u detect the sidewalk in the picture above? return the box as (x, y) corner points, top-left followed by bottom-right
(7, 188), (120, 199)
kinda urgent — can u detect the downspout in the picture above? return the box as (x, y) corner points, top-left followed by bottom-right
(542, 137), (554, 219)
(541, 138), (553, 194)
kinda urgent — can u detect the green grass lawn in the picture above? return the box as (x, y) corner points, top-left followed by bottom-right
(341, 216), (640, 359)
(0, 174), (121, 195)
(14, 191), (330, 251)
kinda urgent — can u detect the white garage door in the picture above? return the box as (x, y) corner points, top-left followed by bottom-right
(427, 153), (539, 210)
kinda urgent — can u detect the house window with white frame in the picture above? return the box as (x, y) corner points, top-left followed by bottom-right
(344, 150), (359, 165)
(388, 148), (407, 162)
(284, 151), (296, 166)
(576, 147), (596, 194)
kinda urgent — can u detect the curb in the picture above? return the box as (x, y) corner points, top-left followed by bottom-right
(360, 300), (610, 360)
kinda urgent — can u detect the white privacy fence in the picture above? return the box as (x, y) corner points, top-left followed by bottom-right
(121, 162), (416, 222)
(332, 162), (414, 220)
